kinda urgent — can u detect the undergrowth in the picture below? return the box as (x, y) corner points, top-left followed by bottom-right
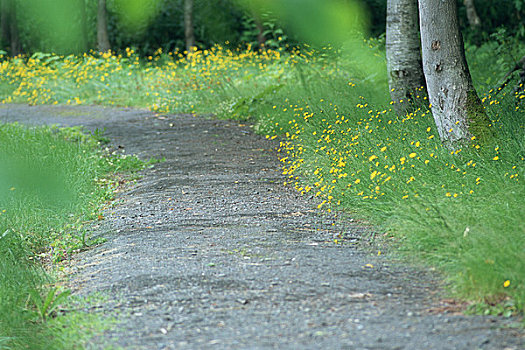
(0, 122), (152, 349)
(0, 39), (524, 319)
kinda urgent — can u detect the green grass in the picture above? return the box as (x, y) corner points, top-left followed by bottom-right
(0, 39), (524, 318)
(256, 61), (525, 316)
(0, 122), (150, 349)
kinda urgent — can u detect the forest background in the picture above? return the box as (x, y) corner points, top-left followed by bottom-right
(0, 0), (524, 348)
(0, 0), (524, 55)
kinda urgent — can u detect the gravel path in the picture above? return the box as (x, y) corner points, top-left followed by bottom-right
(0, 104), (522, 350)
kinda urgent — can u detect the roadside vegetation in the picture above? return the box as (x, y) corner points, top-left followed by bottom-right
(0, 36), (523, 320)
(0, 122), (153, 348)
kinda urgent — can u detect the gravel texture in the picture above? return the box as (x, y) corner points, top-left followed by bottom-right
(0, 104), (523, 350)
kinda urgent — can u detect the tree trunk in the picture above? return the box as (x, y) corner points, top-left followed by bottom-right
(1, 0), (9, 46)
(495, 55), (525, 95)
(386, 0), (426, 115)
(1, 0), (20, 55)
(78, 0), (88, 53)
(254, 16), (266, 49)
(97, 0), (111, 52)
(418, 0), (492, 146)
(463, 0), (481, 29)
(8, 3), (19, 55)
(184, 0), (196, 53)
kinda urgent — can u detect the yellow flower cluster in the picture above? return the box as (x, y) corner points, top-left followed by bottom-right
(0, 45), (522, 216)
(273, 87), (522, 213)
(0, 45), (296, 115)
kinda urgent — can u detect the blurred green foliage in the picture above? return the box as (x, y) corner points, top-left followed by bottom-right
(1, 0), (524, 55)
(239, 0), (369, 47)
(0, 155), (73, 208)
(107, 0), (244, 53)
(18, 0), (88, 54)
(111, 0), (162, 36)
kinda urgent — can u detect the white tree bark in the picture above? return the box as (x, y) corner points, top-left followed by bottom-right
(386, 0), (426, 115)
(418, 0), (491, 145)
(464, 0), (481, 29)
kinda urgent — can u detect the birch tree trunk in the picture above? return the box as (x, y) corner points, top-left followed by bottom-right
(97, 0), (111, 52)
(418, 0), (492, 146)
(464, 0), (481, 29)
(386, 0), (426, 115)
(184, 0), (196, 53)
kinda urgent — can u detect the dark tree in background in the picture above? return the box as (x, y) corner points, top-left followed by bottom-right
(463, 0), (481, 29)
(253, 14), (266, 48)
(97, 0), (111, 52)
(386, 0), (426, 115)
(0, 0), (20, 55)
(418, 0), (492, 146)
(78, 0), (88, 52)
(184, 0), (196, 52)
(0, 0), (523, 58)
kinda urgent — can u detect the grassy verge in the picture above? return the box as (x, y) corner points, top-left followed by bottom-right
(0, 41), (523, 317)
(266, 79), (524, 317)
(0, 122), (152, 349)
